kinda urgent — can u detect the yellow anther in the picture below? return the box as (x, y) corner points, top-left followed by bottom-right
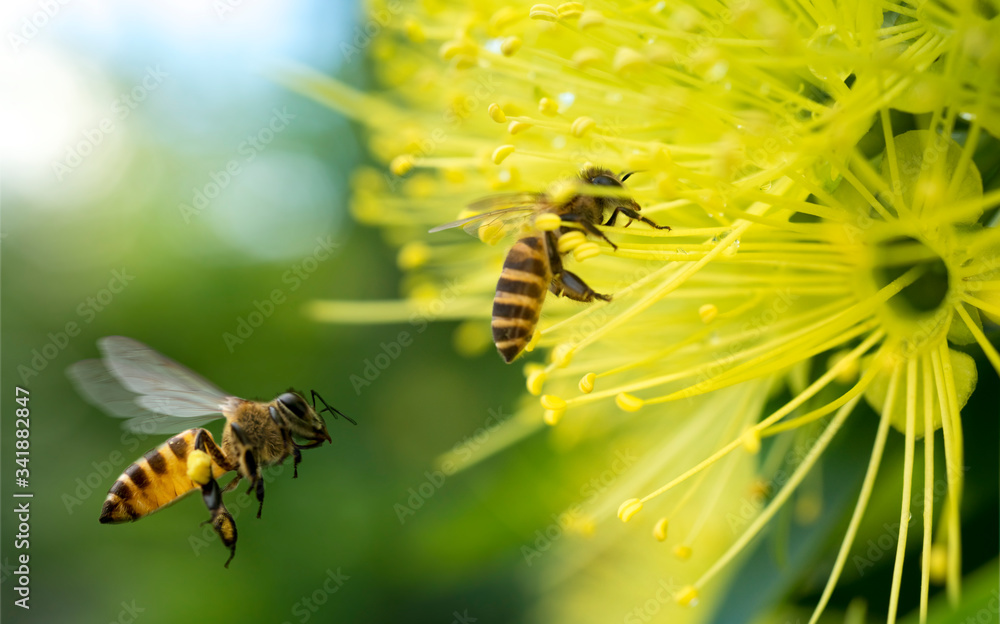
(397, 242), (431, 270)
(698, 303), (718, 324)
(439, 39), (475, 61)
(741, 429), (761, 454)
(616, 392), (644, 412)
(535, 212), (562, 231)
(613, 47), (649, 74)
(403, 18), (425, 43)
(490, 6), (520, 33)
(507, 120), (532, 135)
(538, 97), (559, 116)
(549, 179), (577, 204)
(390, 155), (414, 176)
(573, 241), (601, 262)
(577, 9), (605, 28)
(578, 372), (596, 394)
(572, 47), (605, 68)
(552, 344), (574, 367)
(540, 394), (567, 410)
(500, 36), (522, 56)
(488, 103), (507, 123)
(557, 2), (585, 18)
(186, 450), (212, 486)
(653, 517), (669, 542)
(618, 498), (643, 522)
(557, 232), (586, 255)
(492, 144), (516, 164)
(673, 544), (692, 560)
(526, 369), (547, 395)
(571, 116), (596, 137)
(453, 55), (477, 70)
(524, 327), (541, 352)
(675, 585), (699, 607)
(543, 409), (563, 426)
(529, 4), (559, 21)
(929, 544), (948, 584)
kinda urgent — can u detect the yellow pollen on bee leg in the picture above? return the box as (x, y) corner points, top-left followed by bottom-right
(557, 231), (586, 253)
(618, 498), (643, 522)
(616, 393), (644, 412)
(675, 586), (699, 607)
(492, 145), (516, 164)
(673, 544), (693, 560)
(699, 303), (718, 324)
(187, 450), (212, 486)
(653, 517), (669, 541)
(578, 372), (596, 394)
(535, 212), (562, 231)
(500, 36), (522, 56)
(573, 242), (601, 262)
(526, 369), (547, 395)
(488, 103), (507, 123)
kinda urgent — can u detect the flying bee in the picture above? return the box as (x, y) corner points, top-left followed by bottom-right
(67, 336), (355, 567)
(430, 166), (670, 362)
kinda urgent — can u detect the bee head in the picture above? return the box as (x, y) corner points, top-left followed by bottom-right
(581, 167), (643, 214)
(276, 390), (355, 447)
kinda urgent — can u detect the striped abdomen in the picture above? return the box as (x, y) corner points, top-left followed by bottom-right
(100, 429), (228, 524)
(492, 235), (551, 363)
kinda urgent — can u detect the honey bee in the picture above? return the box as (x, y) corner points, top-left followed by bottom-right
(430, 167), (669, 362)
(67, 336), (355, 567)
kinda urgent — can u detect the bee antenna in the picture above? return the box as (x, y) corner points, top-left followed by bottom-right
(621, 170), (643, 182)
(311, 389), (357, 425)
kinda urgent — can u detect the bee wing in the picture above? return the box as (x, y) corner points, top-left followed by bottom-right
(429, 194), (543, 242)
(67, 359), (224, 434)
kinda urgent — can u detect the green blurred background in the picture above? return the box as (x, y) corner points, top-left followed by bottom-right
(0, 2), (542, 622)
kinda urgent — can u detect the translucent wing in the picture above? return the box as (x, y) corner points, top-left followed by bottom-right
(429, 194), (544, 244)
(67, 358), (225, 434)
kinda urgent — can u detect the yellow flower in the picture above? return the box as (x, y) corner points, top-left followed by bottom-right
(283, 0), (1000, 621)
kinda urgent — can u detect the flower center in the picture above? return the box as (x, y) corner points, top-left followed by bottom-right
(873, 235), (950, 315)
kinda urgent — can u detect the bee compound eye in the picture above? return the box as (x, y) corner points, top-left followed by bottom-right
(278, 392), (309, 419)
(590, 174), (620, 187)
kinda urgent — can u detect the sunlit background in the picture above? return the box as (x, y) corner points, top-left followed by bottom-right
(1, 2), (538, 622)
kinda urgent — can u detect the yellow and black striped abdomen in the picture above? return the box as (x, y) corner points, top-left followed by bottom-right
(99, 429), (229, 524)
(492, 236), (551, 363)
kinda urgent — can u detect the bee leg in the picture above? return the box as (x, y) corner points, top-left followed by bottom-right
(191, 429), (239, 567)
(613, 205), (671, 230)
(270, 405), (300, 479)
(229, 422), (265, 519)
(559, 213), (619, 250)
(550, 271), (612, 302)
